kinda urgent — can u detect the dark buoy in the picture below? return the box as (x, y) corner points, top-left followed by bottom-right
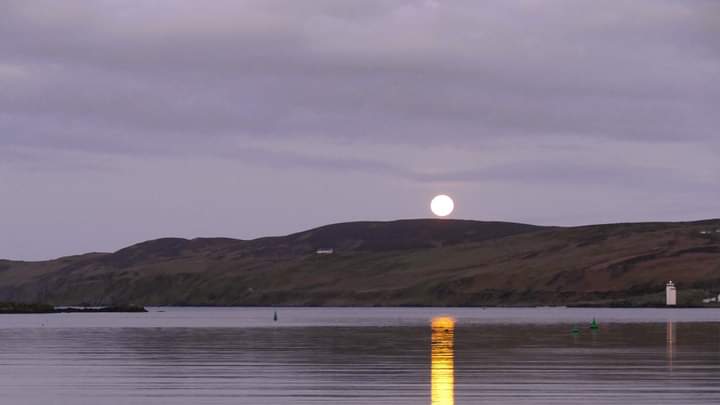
(590, 318), (599, 330)
(571, 325), (580, 335)
(273, 311), (278, 322)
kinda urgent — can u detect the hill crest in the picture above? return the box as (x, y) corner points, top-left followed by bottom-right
(1, 218), (719, 307)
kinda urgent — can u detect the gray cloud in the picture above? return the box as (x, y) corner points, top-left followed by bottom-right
(2, 0), (719, 145)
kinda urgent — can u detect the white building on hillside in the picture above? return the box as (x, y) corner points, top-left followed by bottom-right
(666, 281), (677, 306)
(702, 294), (720, 304)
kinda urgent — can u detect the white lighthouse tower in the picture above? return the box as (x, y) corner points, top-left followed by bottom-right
(666, 281), (677, 306)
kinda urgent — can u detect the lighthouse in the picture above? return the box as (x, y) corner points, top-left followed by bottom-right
(666, 281), (677, 306)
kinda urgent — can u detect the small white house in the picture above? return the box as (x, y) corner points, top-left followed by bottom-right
(316, 248), (334, 255)
(666, 281), (677, 306)
(702, 294), (720, 304)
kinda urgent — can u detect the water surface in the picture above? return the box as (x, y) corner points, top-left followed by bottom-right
(0, 307), (719, 404)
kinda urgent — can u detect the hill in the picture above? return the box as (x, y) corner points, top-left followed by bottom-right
(1, 219), (719, 307)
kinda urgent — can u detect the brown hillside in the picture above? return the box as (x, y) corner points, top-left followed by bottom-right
(0, 219), (719, 306)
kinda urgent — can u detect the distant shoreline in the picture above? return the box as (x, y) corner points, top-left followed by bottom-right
(142, 304), (720, 309)
(0, 303), (147, 314)
(2, 304), (718, 314)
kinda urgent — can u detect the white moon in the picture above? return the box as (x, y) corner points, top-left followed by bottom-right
(431, 195), (455, 217)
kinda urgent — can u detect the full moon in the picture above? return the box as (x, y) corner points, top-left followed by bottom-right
(430, 195), (455, 217)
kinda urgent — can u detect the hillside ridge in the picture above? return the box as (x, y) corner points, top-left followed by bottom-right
(1, 218), (719, 307)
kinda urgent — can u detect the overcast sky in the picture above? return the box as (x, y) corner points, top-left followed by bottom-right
(1, 0), (719, 260)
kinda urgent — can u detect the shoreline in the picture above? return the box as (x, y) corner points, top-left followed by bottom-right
(2, 303), (718, 314)
(0, 303), (147, 314)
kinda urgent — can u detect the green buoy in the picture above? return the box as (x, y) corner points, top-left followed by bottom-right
(571, 325), (580, 335)
(590, 318), (599, 330)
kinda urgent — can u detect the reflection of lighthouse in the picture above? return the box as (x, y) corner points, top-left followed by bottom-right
(431, 317), (455, 405)
(666, 320), (676, 370)
(666, 281), (677, 306)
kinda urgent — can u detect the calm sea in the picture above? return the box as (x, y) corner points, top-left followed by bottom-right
(0, 307), (719, 404)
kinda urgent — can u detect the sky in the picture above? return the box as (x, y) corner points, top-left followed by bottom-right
(1, 0), (719, 260)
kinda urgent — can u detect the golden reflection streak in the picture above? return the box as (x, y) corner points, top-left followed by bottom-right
(431, 317), (455, 405)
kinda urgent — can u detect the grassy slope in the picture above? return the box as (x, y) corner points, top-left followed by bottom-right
(1, 219), (719, 306)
